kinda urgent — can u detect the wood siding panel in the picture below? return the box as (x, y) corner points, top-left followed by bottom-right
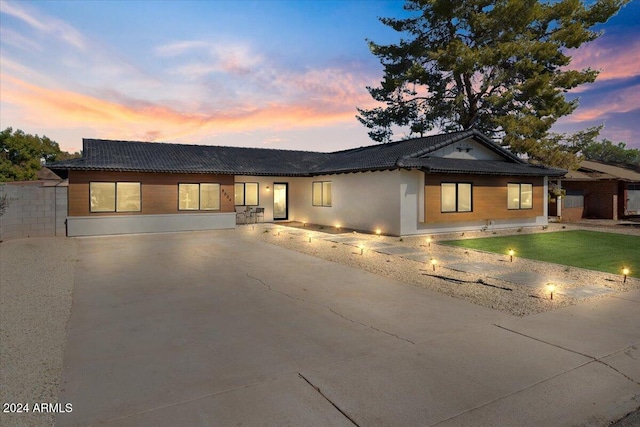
(68, 171), (234, 216)
(424, 174), (544, 223)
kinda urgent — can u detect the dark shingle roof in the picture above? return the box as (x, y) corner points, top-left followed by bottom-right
(48, 130), (565, 177)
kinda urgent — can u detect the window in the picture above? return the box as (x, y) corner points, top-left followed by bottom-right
(507, 183), (533, 209)
(564, 190), (584, 209)
(234, 182), (259, 206)
(441, 183), (472, 213)
(312, 181), (331, 206)
(179, 183), (220, 211)
(90, 182), (140, 213)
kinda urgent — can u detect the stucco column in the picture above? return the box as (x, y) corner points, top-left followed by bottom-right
(556, 179), (562, 219)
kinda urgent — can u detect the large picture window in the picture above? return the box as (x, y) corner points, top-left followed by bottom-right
(507, 183), (533, 209)
(90, 182), (140, 213)
(441, 183), (472, 213)
(234, 182), (259, 206)
(179, 183), (220, 211)
(312, 181), (331, 207)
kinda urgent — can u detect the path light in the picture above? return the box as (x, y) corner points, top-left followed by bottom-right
(430, 258), (438, 271)
(358, 244), (364, 255)
(546, 283), (556, 300)
(303, 220), (307, 227)
(375, 228), (381, 236)
(308, 234), (312, 243)
(335, 223), (341, 232)
(623, 267), (630, 283)
(426, 236), (432, 247)
(508, 249), (515, 262)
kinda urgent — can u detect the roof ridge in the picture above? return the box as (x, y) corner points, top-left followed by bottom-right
(82, 138), (327, 155)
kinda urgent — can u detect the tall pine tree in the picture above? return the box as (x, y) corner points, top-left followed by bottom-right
(357, 0), (628, 168)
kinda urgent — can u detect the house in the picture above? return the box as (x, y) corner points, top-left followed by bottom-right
(551, 160), (640, 221)
(48, 129), (565, 237)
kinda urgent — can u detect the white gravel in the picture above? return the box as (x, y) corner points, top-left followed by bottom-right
(0, 237), (78, 427)
(240, 222), (640, 317)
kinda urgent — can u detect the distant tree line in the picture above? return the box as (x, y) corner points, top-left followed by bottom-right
(0, 127), (81, 182)
(580, 139), (640, 166)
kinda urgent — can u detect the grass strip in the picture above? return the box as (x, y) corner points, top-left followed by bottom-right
(440, 230), (639, 277)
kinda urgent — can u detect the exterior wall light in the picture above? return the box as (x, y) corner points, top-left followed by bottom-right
(546, 283), (555, 300)
(623, 267), (630, 283)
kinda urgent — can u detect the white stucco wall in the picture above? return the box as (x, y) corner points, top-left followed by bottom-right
(287, 171), (403, 235)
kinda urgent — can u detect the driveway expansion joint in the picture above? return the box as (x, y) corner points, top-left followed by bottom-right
(494, 325), (640, 386)
(298, 372), (360, 427)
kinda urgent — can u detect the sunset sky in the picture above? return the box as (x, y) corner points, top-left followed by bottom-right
(1, 0), (639, 154)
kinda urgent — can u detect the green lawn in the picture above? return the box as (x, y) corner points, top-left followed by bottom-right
(440, 230), (640, 277)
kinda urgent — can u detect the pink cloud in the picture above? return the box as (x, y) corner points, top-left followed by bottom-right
(0, 73), (368, 144)
(567, 38), (640, 82)
(561, 84), (640, 123)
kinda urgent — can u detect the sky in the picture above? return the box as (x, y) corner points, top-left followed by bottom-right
(1, 0), (639, 154)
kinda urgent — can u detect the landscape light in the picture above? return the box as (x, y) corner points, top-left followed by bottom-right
(358, 244), (364, 255)
(375, 228), (381, 236)
(427, 237), (432, 247)
(508, 249), (515, 262)
(623, 267), (630, 283)
(546, 283), (556, 300)
(336, 223), (341, 231)
(308, 234), (312, 243)
(430, 258), (437, 271)
(303, 221), (307, 227)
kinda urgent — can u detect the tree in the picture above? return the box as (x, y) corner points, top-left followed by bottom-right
(581, 139), (640, 166)
(0, 127), (80, 182)
(357, 0), (629, 168)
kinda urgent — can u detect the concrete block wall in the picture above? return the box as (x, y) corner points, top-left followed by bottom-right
(0, 184), (68, 240)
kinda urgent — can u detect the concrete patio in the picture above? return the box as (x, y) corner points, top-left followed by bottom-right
(54, 230), (640, 426)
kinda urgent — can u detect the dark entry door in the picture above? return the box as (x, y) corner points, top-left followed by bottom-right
(273, 183), (288, 220)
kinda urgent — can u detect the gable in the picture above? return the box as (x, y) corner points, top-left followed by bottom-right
(426, 137), (505, 161)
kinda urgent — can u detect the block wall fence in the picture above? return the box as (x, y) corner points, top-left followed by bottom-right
(0, 184), (67, 241)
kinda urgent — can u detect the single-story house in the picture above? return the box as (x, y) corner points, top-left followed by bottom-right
(551, 160), (640, 221)
(48, 129), (565, 237)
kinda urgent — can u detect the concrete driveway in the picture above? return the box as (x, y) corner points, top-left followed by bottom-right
(57, 230), (640, 426)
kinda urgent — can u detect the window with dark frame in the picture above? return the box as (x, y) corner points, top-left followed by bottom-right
(178, 183), (221, 211)
(90, 182), (141, 213)
(234, 182), (259, 206)
(507, 183), (533, 210)
(312, 181), (331, 206)
(440, 182), (472, 213)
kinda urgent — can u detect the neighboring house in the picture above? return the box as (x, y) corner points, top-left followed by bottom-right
(48, 129), (565, 237)
(552, 160), (640, 221)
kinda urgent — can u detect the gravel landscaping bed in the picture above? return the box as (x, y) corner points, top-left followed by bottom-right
(240, 222), (640, 317)
(0, 237), (78, 427)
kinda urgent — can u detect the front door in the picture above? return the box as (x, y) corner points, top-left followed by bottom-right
(273, 183), (288, 220)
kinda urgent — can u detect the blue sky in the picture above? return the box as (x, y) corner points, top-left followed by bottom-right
(1, 0), (638, 154)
